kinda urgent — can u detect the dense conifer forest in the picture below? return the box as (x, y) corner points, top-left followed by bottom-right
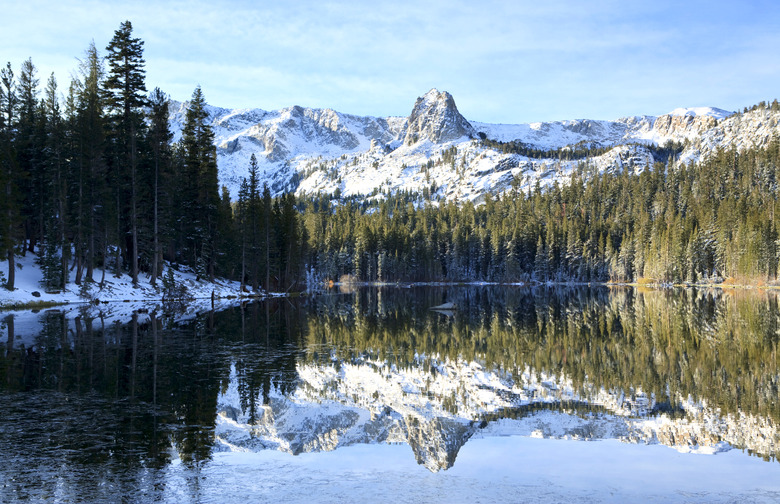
(0, 22), (305, 294)
(2, 21), (780, 292)
(304, 137), (780, 285)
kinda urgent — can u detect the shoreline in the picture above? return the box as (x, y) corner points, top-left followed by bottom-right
(5, 281), (778, 312)
(4, 250), (778, 313)
(0, 251), (261, 312)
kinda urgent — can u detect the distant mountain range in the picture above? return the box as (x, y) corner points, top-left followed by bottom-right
(168, 89), (780, 202)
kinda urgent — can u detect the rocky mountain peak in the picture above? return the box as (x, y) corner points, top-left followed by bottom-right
(404, 88), (475, 144)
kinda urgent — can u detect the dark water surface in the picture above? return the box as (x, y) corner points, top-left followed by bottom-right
(1, 286), (778, 502)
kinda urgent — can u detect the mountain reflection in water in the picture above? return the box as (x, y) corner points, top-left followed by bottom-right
(0, 286), (778, 500)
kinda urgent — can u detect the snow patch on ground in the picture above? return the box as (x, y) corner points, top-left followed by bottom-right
(0, 251), (250, 345)
(0, 251), (245, 307)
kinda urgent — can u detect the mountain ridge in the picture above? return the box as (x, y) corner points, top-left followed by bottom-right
(167, 90), (780, 203)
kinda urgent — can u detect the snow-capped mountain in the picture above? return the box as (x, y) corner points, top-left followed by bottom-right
(168, 90), (780, 203)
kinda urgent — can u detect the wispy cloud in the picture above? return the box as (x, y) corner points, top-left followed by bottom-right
(4, 0), (780, 123)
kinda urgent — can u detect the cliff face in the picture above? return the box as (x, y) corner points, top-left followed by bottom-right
(403, 89), (476, 144)
(652, 113), (719, 139)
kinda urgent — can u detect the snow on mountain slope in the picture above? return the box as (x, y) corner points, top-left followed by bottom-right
(167, 90), (779, 203)
(472, 115), (657, 150)
(668, 106), (733, 120)
(678, 106), (780, 164)
(471, 107), (733, 150)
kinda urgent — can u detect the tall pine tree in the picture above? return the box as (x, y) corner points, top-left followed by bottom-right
(40, 73), (69, 290)
(104, 20), (147, 285)
(147, 87), (172, 286)
(180, 85), (219, 281)
(0, 63), (19, 290)
(74, 42), (107, 284)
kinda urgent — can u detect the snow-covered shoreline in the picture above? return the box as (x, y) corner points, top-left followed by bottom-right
(0, 251), (256, 345)
(0, 251), (250, 309)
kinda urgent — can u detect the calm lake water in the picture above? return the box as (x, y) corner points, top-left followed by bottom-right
(1, 286), (778, 502)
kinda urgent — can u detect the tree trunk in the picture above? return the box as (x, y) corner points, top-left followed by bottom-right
(100, 227), (107, 287)
(151, 157), (159, 287)
(265, 223), (270, 293)
(6, 248), (14, 291)
(130, 129), (138, 286)
(75, 249), (83, 286)
(6, 174), (14, 290)
(240, 237), (246, 293)
(87, 202), (94, 283)
(76, 161), (84, 286)
(26, 220), (34, 255)
(115, 193), (122, 278)
(37, 193), (44, 257)
(60, 196), (68, 289)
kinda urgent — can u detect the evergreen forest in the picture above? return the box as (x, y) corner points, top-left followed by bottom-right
(2, 22), (780, 293)
(303, 136), (780, 286)
(0, 22), (305, 294)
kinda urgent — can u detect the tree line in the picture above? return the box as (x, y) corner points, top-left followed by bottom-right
(0, 21), (305, 294)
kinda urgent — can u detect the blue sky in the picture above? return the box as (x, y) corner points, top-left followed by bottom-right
(4, 0), (780, 123)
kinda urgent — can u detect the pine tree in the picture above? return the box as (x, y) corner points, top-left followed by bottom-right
(236, 177), (250, 292)
(40, 73), (68, 290)
(262, 183), (272, 291)
(74, 43), (107, 284)
(180, 85), (218, 281)
(534, 235), (548, 282)
(104, 20), (147, 285)
(0, 62), (19, 290)
(216, 185), (235, 281)
(147, 87), (172, 286)
(17, 58), (43, 255)
(247, 154), (260, 290)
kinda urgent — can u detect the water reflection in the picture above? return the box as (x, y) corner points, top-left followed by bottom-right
(0, 287), (778, 499)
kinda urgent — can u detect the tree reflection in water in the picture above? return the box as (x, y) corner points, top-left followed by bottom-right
(0, 286), (778, 500)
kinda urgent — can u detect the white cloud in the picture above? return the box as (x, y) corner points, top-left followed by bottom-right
(4, 0), (780, 123)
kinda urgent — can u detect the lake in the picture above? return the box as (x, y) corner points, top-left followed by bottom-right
(1, 286), (779, 503)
